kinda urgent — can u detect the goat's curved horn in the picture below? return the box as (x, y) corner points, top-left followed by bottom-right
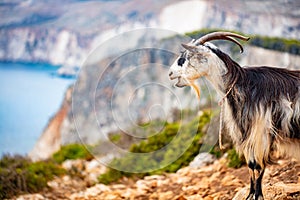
(195, 32), (250, 53)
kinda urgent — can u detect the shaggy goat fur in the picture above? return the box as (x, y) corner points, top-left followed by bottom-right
(169, 36), (300, 199)
(209, 47), (300, 165)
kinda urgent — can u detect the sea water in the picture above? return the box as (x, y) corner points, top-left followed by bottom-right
(0, 62), (75, 156)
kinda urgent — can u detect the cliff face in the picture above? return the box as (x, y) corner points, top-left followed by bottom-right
(0, 0), (177, 66)
(29, 87), (72, 161)
(1, 0), (300, 66)
(204, 0), (300, 39)
(242, 46), (300, 69)
(60, 33), (201, 146)
(0, 28), (89, 66)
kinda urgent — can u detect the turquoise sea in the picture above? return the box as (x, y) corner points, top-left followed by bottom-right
(0, 62), (75, 156)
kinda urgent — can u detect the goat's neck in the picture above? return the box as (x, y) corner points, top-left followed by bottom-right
(204, 56), (228, 96)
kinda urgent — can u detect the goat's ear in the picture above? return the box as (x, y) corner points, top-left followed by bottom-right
(181, 43), (197, 53)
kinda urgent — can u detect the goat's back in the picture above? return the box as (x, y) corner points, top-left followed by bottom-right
(239, 66), (300, 104)
(226, 66), (300, 161)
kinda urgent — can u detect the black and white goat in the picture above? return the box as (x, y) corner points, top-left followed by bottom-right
(168, 32), (300, 200)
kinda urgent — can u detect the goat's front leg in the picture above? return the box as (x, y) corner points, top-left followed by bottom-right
(246, 161), (256, 200)
(246, 160), (264, 200)
(254, 167), (264, 200)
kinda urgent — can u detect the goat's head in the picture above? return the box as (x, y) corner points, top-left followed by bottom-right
(169, 31), (250, 98)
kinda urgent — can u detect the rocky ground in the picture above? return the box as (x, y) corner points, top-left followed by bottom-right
(15, 155), (300, 200)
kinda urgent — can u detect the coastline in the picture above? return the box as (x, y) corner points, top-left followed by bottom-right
(0, 62), (75, 156)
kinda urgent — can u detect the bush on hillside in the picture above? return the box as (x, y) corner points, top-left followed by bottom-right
(52, 143), (94, 164)
(0, 154), (65, 199)
(98, 111), (211, 184)
(227, 149), (246, 168)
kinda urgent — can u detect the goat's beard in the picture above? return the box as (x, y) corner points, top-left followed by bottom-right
(188, 79), (201, 99)
(175, 76), (201, 99)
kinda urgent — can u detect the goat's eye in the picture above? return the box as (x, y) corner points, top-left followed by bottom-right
(177, 57), (186, 66)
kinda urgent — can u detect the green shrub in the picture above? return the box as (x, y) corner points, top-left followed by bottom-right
(109, 134), (122, 143)
(52, 144), (93, 164)
(249, 36), (300, 55)
(98, 111), (211, 184)
(227, 149), (245, 168)
(0, 155), (65, 199)
(98, 169), (123, 185)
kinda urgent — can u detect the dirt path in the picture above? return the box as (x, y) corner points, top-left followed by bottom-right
(17, 158), (300, 200)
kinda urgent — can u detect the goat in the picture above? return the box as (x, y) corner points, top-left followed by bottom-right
(168, 31), (300, 200)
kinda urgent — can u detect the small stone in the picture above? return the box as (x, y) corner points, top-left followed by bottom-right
(221, 175), (235, 185)
(144, 174), (165, 180)
(84, 186), (102, 197)
(188, 194), (205, 200)
(62, 175), (72, 182)
(135, 180), (150, 195)
(120, 188), (135, 199)
(148, 180), (158, 188)
(274, 182), (300, 194)
(173, 176), (191, 184)
(156, 179), (170, 187)
(149, 192), (159, 199)
(62, 159), (85, 171)
(189, 153), (216, 169)
(233, 187), (248, 200)
(173, 194), (187, 200)
(111, 184), (126, 190)
(85, 159), (101, 171)
(17, 194), (45, 200)
(47, 180), (59, 188)
(94, 184), (111, 192)
(177, 167), (191, 175)
(159, 191), (174, 200)
(101, 193), (121, 200)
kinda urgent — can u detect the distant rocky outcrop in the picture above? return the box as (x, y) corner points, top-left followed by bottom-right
(1, 0), (300, 66)
(242, 46), (300, 69)
(29, 87), (72, 161)
(0, 0), (178, 66)
(59, 33), (202, 146)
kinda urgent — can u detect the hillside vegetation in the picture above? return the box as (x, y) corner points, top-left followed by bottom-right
(186, 28), (300, 55)
(98, 110), (212, 184)
(0, 110), (244, 198)
(0, 144), (93, 199)
(0, 155), (65, 199)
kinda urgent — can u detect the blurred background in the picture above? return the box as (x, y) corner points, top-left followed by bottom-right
(1, 0), (300, 158)
(1, 0), (300, 199)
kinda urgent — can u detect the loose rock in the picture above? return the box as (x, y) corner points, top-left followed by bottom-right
(16, 158), (300, 200)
